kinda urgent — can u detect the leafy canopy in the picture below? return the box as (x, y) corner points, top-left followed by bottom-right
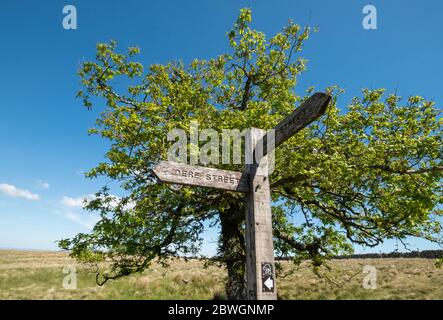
(59, 8), (443, 285)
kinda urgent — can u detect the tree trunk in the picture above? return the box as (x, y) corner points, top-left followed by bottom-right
(218, 201), (246, 300)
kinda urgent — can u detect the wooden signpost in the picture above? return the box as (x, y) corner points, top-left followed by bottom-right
(152, 92), (331, 300)
(260, 92), (331, 156)
(152, 160), (249, 193)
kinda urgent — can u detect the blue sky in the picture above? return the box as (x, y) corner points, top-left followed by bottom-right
(0, 0), (442, 255)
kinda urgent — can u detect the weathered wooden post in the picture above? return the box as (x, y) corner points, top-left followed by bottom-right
(245, 128), (277, 300)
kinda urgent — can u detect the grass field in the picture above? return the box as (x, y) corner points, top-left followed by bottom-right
(1, 250), (443, 300)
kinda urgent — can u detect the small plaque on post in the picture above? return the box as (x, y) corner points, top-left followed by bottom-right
(261, 262), (274, 293)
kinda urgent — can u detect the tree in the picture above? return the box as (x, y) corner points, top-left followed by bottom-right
(59, 8), (443, 299)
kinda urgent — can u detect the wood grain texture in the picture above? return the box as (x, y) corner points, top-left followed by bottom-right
(245, 128), (277, 300)
(152, 161), (249, 193)
(261, 92), (331, 156)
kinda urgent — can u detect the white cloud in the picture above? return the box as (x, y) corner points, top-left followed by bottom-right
(36, 180), (50, 189)
(64, 211), (99, 230)
(61, 194), (135, 210)
(61, 194), (95, 208)
(0, 183), (40, 200)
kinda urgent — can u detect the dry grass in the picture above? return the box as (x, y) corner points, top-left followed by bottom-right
(277, 258), (443, 299)
(0, 250), (442, 300)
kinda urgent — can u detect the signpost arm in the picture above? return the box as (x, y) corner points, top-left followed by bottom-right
(261, 92), (331, 156)
(245, 128), (277, 300)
